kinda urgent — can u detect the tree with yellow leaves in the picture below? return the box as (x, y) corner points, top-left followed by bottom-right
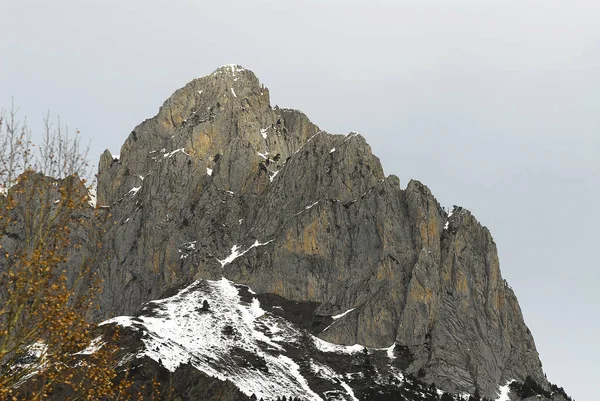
(0, 103), (137, 400)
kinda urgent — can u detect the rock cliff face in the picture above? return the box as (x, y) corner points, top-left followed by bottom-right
(84, 65), (555, 399)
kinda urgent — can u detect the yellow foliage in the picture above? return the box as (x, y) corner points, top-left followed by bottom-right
(0, 107), (143, 400)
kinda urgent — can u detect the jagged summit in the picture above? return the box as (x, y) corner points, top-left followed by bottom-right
(212, 63), (249, 75)
(96, 65), (334, 206)
(12, 66), (567, 400)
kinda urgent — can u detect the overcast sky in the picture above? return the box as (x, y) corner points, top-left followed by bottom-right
(1, 1), (598, 399)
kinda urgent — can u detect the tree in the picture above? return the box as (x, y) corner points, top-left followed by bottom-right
(441, 392), (454, 401)
(0, 100), (90, 189)
(468, 388), (481, 401)
(0, 103), (135, 400)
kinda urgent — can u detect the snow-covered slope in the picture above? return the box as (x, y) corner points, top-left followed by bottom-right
(104, 278), (323, 400)
(101, 278), (463, 401)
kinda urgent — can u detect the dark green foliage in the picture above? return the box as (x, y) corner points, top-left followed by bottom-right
(230, 347), (269, 373)
(441, 392), (455, 401)
(389, 344), (414, 371)
(358, 372), (442, 401)
(550, 382), (573, 401)
(221, 324), (237, 337)
(510, 375), (551, 399)
(468, 388), (481, 401)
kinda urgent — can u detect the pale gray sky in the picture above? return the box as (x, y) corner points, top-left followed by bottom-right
(1, 1), (598, 399)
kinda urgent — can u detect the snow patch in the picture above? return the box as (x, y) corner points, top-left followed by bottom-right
(261, 128), (268, 139)
(77, 337), (105, 355)
(128, 186), (141, 196)
(87, 186), (97, 207)
(269, 170), (279, 182)
(386, 343), (396, 360)
(332, 308), (355, 320)
(27, 341), (48, 360)
(218, 245), (241, 267)
(345, 131), (359, 142)
(206, 168), (213, 176)
(305, 201), (320, 210)
(179, 241), (197, 260)
(495, 380), (515, 401)
(218, 239), (274, 268)
(230, 88), (238, 98)
(11, 341), (49, 385)
(163, 148), (189, 158)
(101, 316), (136, 328)
(444, 210), (453, 230)
(312, 337), (363, 355)
(339, 381), (360, 401)
(329, 147), (336, 153)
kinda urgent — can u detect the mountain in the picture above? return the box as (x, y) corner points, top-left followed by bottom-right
(3, 65), (573, 401)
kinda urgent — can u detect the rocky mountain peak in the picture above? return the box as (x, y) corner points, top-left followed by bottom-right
(19, 66), (568, 400)
(96, 65), (330, 206)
